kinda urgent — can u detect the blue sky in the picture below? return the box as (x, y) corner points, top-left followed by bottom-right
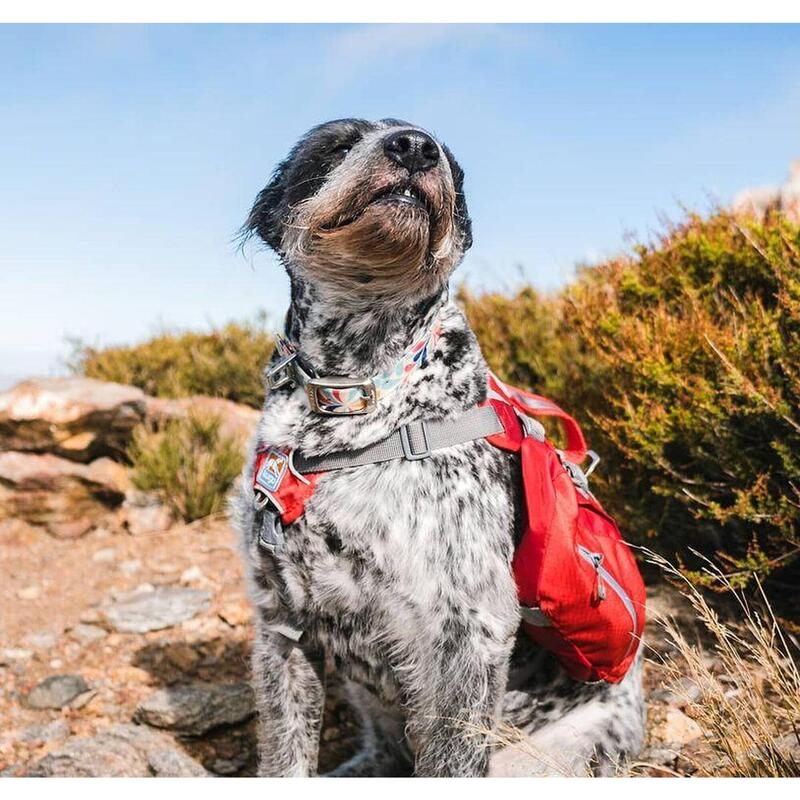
(2, 24), (800, 385)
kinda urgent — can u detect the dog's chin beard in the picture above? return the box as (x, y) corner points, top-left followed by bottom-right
(299, 202), (440, 299)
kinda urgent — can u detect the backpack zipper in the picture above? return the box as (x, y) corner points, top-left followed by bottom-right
(577, 544), (638, 638)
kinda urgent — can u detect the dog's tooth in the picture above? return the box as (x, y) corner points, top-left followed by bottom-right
(404, 188), (412, 197)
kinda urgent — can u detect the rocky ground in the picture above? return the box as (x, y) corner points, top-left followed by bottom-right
(0, 514), (362, 776)
(0, 377), (717, 777)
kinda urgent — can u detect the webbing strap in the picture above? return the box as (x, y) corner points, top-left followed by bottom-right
(488, 372), (587, 464)
(520, 606), (551, 627)
(293, 405), (504, 473)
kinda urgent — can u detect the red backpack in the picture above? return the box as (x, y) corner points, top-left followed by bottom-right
(485, 374), (645, 683)
(253, 373), (646, 683)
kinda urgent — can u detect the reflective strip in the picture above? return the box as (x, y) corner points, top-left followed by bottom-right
(520, 606), (551, 627)
(577, 545), (638, 637)
(517, 396), (560, 412)
(264, 621), (304, 642)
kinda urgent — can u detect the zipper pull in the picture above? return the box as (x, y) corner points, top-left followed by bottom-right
(591, 553), (607, 602)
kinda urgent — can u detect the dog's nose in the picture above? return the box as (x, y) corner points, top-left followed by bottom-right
(383, 129), (439, 174)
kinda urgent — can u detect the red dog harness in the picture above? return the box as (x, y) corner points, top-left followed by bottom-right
(253, 373), (645, 683)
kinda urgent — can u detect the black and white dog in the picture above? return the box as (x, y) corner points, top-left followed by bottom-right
(233, 118), (644, 777)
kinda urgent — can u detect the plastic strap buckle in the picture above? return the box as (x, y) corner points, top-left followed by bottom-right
(257, 506), (285, 554)
(399, 420), (432, 461)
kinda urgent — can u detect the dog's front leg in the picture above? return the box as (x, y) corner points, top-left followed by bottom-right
(406, 639), (511, 777)
(251, 622), (326, 777)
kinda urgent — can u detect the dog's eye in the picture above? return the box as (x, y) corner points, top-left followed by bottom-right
(331, 143), (352, 156)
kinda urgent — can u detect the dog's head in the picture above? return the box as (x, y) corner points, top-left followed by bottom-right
(243, 118), (472, 305)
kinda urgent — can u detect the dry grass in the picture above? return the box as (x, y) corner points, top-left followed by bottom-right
(464, 552), (800, 777)
(645, 550), (800, 777)
(128, 412), (245, 523)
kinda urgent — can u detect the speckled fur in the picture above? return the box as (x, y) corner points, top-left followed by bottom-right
(232, 119), (644, 777)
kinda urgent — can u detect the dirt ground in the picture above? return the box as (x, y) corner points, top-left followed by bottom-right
(0, 517), (362, 776)
(0, 516), (705, 777)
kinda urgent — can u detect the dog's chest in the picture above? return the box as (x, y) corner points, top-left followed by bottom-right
(275, 438), (514, 603)
(266, 440), (518, 696)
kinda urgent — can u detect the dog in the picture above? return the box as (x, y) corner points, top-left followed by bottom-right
(232, 118), (645, 777)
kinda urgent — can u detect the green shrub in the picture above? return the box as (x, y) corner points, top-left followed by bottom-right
(78, 210), (800, 584)
(128, 413), (244, 522)
(465, 210), (800, 586)
(70, 318), (273, 408)
(457, 285), (582, 401)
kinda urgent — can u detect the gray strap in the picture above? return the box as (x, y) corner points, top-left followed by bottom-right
(293, 405), (504, 473)
(520, 606), (551, 627)
(264, 621), (304, 642)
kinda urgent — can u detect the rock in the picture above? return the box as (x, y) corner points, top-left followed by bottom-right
(79, 607), (103, 625)
(25, 674), (89, 709)
(50, 518), (95, 539)
(144, 395), (259, 444)
(123, 582), (155, 597)
(0, 377), (146, 462)
(163, 642), (200, 672)
(22, 631), (58, 650)
(151, 560), (180, 574)
(651, 708), (704, 746)
(0, 517), (38, 539)
(650, 676), (703, 708)
(0, 452), (126, 537)
(85, 458), (131, 493)
(92, 546), (117, 563)
(27, 733), (147, 777)
(734, 159), (800, 224)
(70, 623), (107, 645)
(122, 491), (173, 535)
(134, 682), (255, 735)
(180, 566), (205, 584)
(69, 689), (98, 709)
(100, 585), (211, 633)
(119, 559), (142, 575)
(210, 756), (248, 775)
(487, 738), (588, 776)
(772, 732), (800, 761)
(16, 585), (41, 600)
(27, 723), (208, 777)
(217, 600), (250, 628)
(0, 647), (33, 665)
(674, 749), (701, 775)
(19, 720), (70, 744)
(146, 747), (210, 777)
(639, 745), (679, 769)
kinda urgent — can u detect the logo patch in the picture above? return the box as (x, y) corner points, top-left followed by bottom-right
(255, 449), (289, 493)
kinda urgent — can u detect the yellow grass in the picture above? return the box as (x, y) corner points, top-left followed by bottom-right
(645, 550), (800, 777)
(128, 412), (244, 523)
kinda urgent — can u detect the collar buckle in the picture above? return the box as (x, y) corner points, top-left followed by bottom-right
(305, 376), (378, 416)
(266, 352), (299, 391)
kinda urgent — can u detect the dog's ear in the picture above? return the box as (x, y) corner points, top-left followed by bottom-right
(442, 143), (473, 252)
(242, 119), (372, 254)
(241, 156), (292, 253)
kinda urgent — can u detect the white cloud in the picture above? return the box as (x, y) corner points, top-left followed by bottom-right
(322, 23), (559, 87)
